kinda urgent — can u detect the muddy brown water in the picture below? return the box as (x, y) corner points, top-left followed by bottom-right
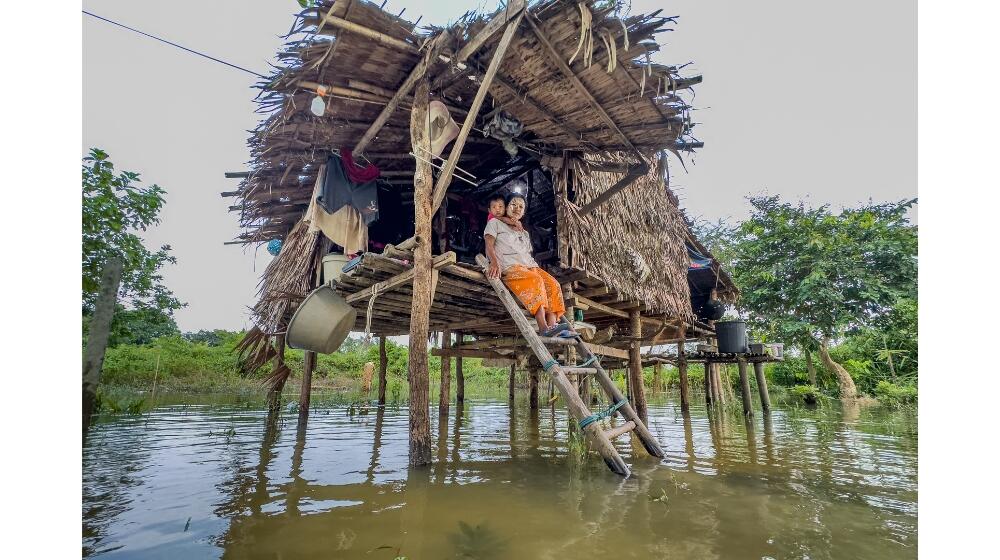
(83, 394), (916, 559)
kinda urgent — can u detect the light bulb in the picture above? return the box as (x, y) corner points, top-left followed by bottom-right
(310, 95), (326, 116)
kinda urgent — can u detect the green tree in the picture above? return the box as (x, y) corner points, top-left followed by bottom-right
(732, 196), (917, 399)
(83, 149), (183, 336)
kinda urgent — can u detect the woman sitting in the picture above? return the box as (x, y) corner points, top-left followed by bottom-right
(484, 191), (576, 338)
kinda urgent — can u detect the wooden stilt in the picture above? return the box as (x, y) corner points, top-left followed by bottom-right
(677, 325), (690, 412)
(508, 364), (516, 401)
(753, 362), (771, 412)
(83, 257), (122, 437)
(529, 366), (539, 410)
(737, 358), (754, 417)
(456, 331), (465, 404)
(712, 363), (725, 404)
(652, 362), (663, 394)
(377, 336), (388, 405)
(297, 351), (315, 428)
(266, 334), (288, 414)
(627, 309), (648, 425)
(407, 77), (433, 467)
(438, 330), (451, 417)
(704, 361), (714, 407)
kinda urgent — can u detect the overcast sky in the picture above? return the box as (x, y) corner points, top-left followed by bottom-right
(83, 0), (915, 332)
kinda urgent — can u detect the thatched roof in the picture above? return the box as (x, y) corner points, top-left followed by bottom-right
(224, 0), (739, 340)
(228, 0), (702, 244)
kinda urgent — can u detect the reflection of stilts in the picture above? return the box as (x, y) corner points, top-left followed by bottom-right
(743, 414), (759, 465)
(762, 411), (775, 464)
(286, 423), (308, 516)
(399, 469), (430, 557)
(366, 408), (386, 484)
(450, 402), (464, 483)
(507, 400), (518, 460)
(682, 409), (696, 472)
(435, 413), (450, 483)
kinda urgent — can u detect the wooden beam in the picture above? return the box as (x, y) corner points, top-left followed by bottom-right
(524, 14), (637, 153)
(569, 295), (629, 319)
(224, 171), (249, 178)
(453, 0), (527, 62)
(431, 347), (511, 360)
(293, 80), (389, 104)
(354, 31), (452, 156)
(316, 13), (419, 54)
(346, 252), (456, 303)
(582, 342), (629, 360)
(431, 11), (525, 213)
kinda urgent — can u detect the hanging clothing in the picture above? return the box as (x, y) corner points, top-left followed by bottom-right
(502, 265), (566, 317)
(340, 149), (380, 183)
(306, 164), (369, 254)
(319, 154), (380, 225)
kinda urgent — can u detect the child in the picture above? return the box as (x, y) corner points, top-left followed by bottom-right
(487, 194), (524, 231)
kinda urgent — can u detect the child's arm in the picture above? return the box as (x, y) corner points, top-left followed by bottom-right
(496, 216), (523, 231)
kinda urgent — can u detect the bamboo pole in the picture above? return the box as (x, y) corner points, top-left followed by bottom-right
(439, 330), (451, 417)
(455, 331), (465, 403)
(316, 13), (419, 54)
(298, 351), (315, 428)
(378, 336), (388, 405)
(407, 78), (433, 467)
(431, 11), (525, 213)
(627, 309), (648, 425)
(677, 324), (689, 411)
(737, 358), (754, 417)
(753, 362), (771, 412)
(529, 366), (539, 410)
(82, 257), (122, 437)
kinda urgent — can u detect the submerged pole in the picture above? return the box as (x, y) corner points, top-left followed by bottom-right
(627, 309), (648, 425)
(508, 363), (516, 401)
(455, 331), (464, 403)
(298, 351), (315, 428)
(438, 330), (451, 416)
(529, 366), (539, 409)
(677, 324), (689, 412)
(406, 77), (433, 467)
(753, 361), (771, 412)
(737, 358), (753, 417)
(704, 361), (714, 407)
(377, 336), (388, 405)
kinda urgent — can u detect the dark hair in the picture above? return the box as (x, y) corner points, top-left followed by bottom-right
(505, 192), (527, 205)
(488, 194), (505, 203)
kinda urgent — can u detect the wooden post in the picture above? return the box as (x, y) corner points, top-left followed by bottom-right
(82, 257), (122, 436)
(407, 77), (433, 467)
(627, 309), (648, 425)
(753, 362), (771, 412)
(652, 362), (663, 394)
(455, 331), (465, 403)
(529, 366), (539, 410)
(677, 324), (690, 412)
(438, 330), (451, 417)
(713, 363), (725, 405)
(297, 351), (315, 428)
(377, 336), (388, 405)
(704, 361), (714, 407)
(266, 334), (288, 414)
(508, 364), (516, 401)
(737, 358), (754, 417)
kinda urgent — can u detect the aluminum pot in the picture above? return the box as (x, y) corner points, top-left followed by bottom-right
(286, 284), (357, 354)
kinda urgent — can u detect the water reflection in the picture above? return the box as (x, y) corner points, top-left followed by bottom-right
(83, 397), (917, 559)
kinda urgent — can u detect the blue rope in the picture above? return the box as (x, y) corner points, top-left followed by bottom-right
(542, 358), (558, 371)
(579, 399), (628, 429)
(580, 355), (597, 368)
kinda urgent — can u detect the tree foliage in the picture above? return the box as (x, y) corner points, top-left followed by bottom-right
(82, 148), (182, 314)
(732, 196), (917, 345)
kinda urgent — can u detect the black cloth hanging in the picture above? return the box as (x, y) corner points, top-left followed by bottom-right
(319, 154), (380, 225)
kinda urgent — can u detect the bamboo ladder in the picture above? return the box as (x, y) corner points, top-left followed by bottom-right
(475, 255), (664, 476)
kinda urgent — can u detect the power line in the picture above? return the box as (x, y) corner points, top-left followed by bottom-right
(83, 10), (269, 79)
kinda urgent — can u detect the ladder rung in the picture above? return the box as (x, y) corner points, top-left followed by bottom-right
(560, 367), (598, 375)
(537, 336), (578, 346)
(604, 421), (636, 440)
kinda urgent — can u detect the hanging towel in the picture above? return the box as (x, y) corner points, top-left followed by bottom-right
(319, 154), (380, 225)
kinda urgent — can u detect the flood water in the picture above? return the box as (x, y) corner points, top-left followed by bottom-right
(83, 394), (917, 559)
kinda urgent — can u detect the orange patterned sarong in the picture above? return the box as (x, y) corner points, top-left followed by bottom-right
(502, 265), (566, 317)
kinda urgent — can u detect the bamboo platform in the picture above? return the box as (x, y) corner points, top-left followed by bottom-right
(644, 351), (783, 366)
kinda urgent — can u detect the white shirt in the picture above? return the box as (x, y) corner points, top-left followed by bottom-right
(484, 218), (538, 272)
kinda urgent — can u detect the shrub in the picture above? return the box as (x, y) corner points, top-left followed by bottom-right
(874, 381), (917, 407)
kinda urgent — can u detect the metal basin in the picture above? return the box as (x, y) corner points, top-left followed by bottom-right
(286, 284), (357, 354)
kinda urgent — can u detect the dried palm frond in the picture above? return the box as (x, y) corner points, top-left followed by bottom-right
(261, 363), (292, 393)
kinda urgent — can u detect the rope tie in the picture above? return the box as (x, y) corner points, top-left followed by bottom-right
(542, 358), (558, 371)
(579, 399), (628, 429)
(363, 283), (382, 343)
(580, 355), (598, 368)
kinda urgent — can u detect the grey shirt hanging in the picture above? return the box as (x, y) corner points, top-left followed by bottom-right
(318, 155), (380, 225)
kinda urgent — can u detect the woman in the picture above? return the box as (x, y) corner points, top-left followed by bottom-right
(484, 191), (576, 337)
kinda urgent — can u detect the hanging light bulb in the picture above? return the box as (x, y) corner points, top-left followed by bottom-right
(310, 85), (328, 116)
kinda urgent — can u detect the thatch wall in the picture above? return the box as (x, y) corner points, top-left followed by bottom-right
(555, 154), (695, 320)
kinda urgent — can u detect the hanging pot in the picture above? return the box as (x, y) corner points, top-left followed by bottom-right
(286, 285), (357, 354)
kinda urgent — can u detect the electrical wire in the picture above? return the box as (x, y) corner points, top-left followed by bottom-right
(83, 9), (269, 79)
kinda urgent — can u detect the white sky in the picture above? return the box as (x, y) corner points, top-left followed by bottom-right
(82, 0), (916, 332)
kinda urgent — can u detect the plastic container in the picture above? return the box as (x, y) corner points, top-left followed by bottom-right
(715, 320), (748, 353)
(322, 253), (351, 284)
(286, 284), (357, 354)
